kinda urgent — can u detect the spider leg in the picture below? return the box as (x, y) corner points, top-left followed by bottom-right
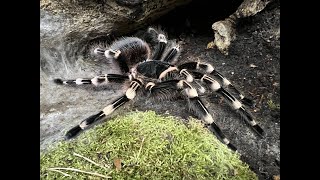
(147, 27), (168, 60)
(53, 74), (131, 86)
(146, 80), (237, 151)
(191, 72), (265, 137)
(145, 80), (181, 101)
(65, 79), (143, 139)
(161, 43), (181, 64)
(178, 62), (254, 107)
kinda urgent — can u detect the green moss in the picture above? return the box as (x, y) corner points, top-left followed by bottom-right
(40, 111), (257, 180)
(267, 100), (280, 110)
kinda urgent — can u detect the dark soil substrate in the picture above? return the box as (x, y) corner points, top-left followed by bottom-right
(136, 1), (280, 179)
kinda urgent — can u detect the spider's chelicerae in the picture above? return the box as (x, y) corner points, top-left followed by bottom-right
(54, 27), (265, 151)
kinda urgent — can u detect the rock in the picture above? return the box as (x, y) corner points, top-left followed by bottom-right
(40, 0), (192, 151)
(40, 0), (191, 75)
(211, 0), (272, 55)
(211, 14), (237, 55)
(235, 0), (271, 18)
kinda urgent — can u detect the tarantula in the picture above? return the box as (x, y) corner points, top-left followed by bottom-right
(54, 27), (265, 151)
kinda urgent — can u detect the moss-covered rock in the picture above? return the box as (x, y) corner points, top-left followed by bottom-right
(41, 111), (257, 180)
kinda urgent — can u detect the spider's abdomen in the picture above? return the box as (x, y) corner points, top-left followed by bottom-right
(110, 37), (151, 72)
(136, 60), (171, 79)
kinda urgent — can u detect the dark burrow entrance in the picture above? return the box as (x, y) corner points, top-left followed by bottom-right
(41, 0), (279, 179)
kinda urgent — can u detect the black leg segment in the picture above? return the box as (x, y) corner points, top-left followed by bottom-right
(53, 74), (130, 87)
(65, 79), (142, 139)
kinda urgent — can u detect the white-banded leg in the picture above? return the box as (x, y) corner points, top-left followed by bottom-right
(93, 47), (121, 60)
(94, 47), (130, 73)
(145, 80), (181, 101)
(146, 80), (237, 151)
(157, 66), (195, 83)
(147, 27), (168, 60)
(65, 78), (143, 139)
(161, 43), (181, 64)
(178, 61), (254, 107)
(53, 74), (131, 86)
(193, 72), (264, 137)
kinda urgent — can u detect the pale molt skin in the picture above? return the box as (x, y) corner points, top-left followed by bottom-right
(53, 27), (265, 153)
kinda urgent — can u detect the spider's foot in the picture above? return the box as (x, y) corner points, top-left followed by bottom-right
(227, 143), (237, 152)
(241, 97), (255, 108)
(252, 124), (265, 137)
(65, 125), (83, 140)
(53, 78), (63, 85)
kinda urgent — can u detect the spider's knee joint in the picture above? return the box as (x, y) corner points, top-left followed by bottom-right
(205, 64), (214, 73)
(222, 78), (231, 86)
(185, 88), (198, 98)
(158, 66), (178, 80)
(103, 105), (115, 116)
(222, 138), (230, 144)
(105, 49), (121, 59)
(158, 34), (167, 44)
(201, 75), (221, 91)
(203, 114), (214, 124)
(232, 99), (242, 109)
(79, 121), (89, 129)
(179, 69), (193, 82)
(198, 85), (206, 94)
(145, 82), (155, 91)
(126, 88), (137, 100)
(94, 48), (106, 55)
